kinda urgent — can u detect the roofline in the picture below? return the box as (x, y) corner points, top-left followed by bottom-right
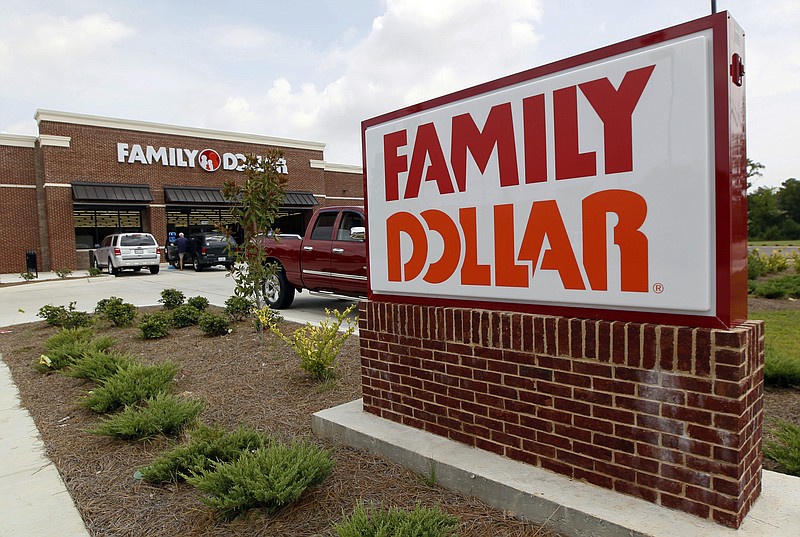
(34, 109), (326, 152)
(309, 159), (363, 174)
(0, 133), (37, 147)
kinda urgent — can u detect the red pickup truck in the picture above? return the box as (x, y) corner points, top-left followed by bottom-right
(261, 206), (367, 308)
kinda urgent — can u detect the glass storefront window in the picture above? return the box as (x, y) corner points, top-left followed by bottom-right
(73, 207), (143, 248)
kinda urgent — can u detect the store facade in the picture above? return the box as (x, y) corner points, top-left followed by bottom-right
(0, 110), (363, 273)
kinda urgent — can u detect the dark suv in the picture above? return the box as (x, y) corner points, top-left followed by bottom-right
(167, 232), (237, 271)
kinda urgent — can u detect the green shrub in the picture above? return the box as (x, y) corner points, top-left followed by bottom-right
(186, 439), (334, 520)
(37, 302), (93, 329)
(754, 279), (788, 299)
(253, 305), (283, 331)
(63, 311), (92, 330)
(89, 393), (205, 440)
(55, 268), (73, 279)
(765, 250), (791, 274)
(764, 420), (800, 476)
(159, 288), (185, 310)
(19, 271), (37, 281)
(64, 350), (136, 381)
(199, 313), (232, 337)
(334, 503), (459, 537)
(790, 250), (800, 271)
(224, 296), (254, 321)
(270, 305), (355, 381)
(187, 296), (210, 312)
(37, 329), (115, 372)
(764, 347), (800, 387)
(82, 361), (179, 413)
(95, 296), (137, 327)
(86, 267), (102, 277)
(749, 249), (792, 280)
(171, 304), (201, 328)
(45, 327), (95, 351)
(140, 311), (172, 339)
(748, 250), (766, 280)
(38, 304), (68, 326)
(140, 425), (269, 484)
(752, 274), (800, 299)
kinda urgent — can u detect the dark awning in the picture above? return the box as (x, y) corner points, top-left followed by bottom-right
(282, 191), (319, 207)
(164, 186), (227, 204)
(164, 187), (318, 208)
(72, 182), (153, 202)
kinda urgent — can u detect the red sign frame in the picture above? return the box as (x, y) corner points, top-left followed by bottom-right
(361, 12), (747, 329)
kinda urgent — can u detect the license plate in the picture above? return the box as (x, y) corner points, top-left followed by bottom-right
(134, 248), (143, 254)
(218, 256), (226, 261)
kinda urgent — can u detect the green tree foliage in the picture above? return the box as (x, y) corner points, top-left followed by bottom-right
(747, 158), (765, 189)
(221, 151), (287, 308)
(746, 160), (800, 240)
(776, 178), (800, 224)
(748, 186), (784, 240)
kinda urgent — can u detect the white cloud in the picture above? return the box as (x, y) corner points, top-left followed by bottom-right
(212, 0), (545, 163)
(0, 12), (133, 73)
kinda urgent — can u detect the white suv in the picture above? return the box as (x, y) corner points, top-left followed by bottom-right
(93, 233), (162, 276)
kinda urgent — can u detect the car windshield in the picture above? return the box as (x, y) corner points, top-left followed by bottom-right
(120, 235), (155, 247)
(204, 235), (236, 246)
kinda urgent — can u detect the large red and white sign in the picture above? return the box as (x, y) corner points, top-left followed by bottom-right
(363, 13), (747, 328)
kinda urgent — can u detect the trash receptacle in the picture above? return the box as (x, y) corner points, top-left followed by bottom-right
(25, 250), (38, 276)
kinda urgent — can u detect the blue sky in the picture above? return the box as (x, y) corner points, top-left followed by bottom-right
(1, 0), (797, 188)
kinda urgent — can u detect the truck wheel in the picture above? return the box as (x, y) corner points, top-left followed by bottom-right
(264, 269), (294, 309)
(193, 256), (203, 272)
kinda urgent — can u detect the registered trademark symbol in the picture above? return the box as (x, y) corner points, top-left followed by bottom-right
(653, 283), (664, 294)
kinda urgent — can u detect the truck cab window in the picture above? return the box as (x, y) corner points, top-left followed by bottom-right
(310, 212), (338, 241)
(336, 211), (365, 241)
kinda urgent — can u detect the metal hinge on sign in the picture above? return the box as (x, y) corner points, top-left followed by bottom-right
(730, 53), (744, 87)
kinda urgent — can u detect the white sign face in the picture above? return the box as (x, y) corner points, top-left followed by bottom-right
(364, 31), (715, 316)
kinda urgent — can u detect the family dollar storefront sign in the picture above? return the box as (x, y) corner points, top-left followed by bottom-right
(363, 20), (748, 329)
(116, 144), (288, 174)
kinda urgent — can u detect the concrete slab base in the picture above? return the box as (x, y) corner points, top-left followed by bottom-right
(313, 399), (800, 537)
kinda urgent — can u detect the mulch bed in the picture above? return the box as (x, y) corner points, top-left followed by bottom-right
(0, 308), (558, 537)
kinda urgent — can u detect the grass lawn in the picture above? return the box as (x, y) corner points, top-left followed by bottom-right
(750, 310), (800, 387)
(750, 310), (800, 360)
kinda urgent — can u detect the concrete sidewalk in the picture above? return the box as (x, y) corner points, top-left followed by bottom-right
(0, 357), (90, 536)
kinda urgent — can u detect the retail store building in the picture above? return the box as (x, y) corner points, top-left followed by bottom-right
(0, 110), (363, 273)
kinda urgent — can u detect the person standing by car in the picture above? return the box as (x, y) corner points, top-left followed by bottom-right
(175, 232), (189, 271)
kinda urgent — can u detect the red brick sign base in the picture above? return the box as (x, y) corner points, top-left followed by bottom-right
(359, 301), (764, 528)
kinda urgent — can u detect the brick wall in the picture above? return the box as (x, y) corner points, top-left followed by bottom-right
(0, 188), (41, 273)
(0, 143), (40, 273)
(322, 170), (365, 207)
(43, 184), (77, 270)
(359, 300), (764, 528)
